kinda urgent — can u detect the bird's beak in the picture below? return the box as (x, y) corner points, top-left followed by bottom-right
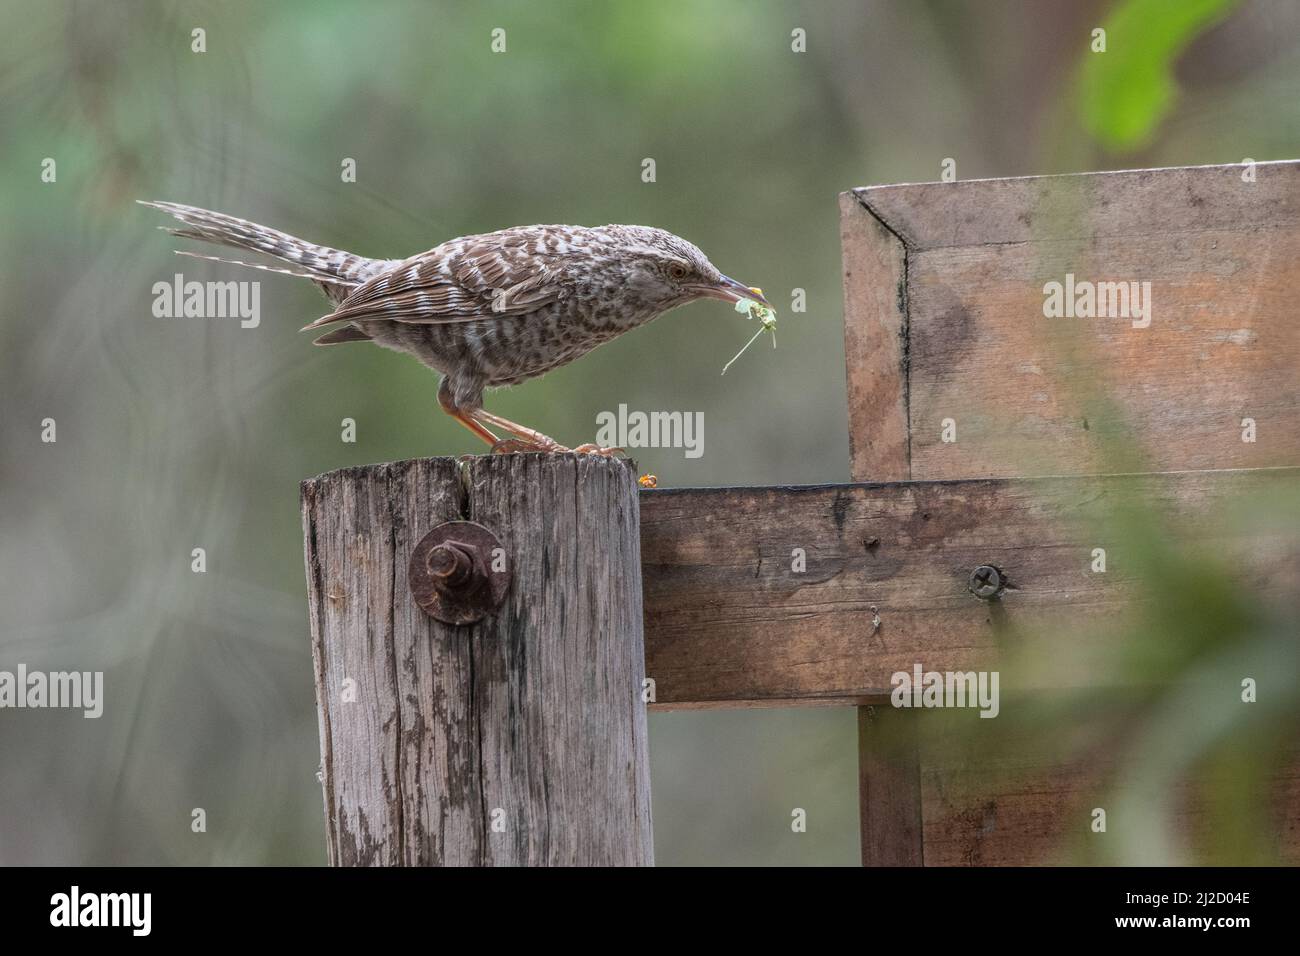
(697, 275), (772, 307)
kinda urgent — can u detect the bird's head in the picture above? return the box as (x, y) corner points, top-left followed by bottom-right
(605, 226), (771, 314)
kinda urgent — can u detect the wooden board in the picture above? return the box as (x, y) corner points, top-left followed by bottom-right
(840, 191), (911, 482)
(858, 704), (923, 865)
(640, 467), (1298, 707)
(842, 161), (1300, 482)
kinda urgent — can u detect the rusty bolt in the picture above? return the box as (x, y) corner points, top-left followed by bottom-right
(409, 521), (511, 626)
(427, 542), (475, 587)
(968, 565), (1004, 600)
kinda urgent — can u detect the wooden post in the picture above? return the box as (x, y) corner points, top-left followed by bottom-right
(301, 455), (653, 866)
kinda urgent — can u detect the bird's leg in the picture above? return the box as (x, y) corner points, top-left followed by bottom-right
(450, 408), (502, 447)
(436, 380), (576, 454)
(471, 409), (570, 453)
(471, 409), (625, 457)
(438, 384), (501, 448)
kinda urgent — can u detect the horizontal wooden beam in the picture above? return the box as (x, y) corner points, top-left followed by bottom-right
(849, 161), (1300, 252)
(641, 467), (1298, 709)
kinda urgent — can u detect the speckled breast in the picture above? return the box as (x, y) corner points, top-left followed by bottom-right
(364, 301), (650, 386)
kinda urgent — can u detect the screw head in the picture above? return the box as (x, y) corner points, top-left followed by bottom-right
(409, 521), (511, 626)
(968, 564), (1004, 599)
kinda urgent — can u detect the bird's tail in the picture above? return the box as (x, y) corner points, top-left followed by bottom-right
(138, 200), (386, 302)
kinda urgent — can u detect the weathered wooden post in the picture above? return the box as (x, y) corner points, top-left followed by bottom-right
(301, 454), (653, 866)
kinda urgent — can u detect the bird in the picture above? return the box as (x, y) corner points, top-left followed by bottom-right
(139, 200), (770, 454)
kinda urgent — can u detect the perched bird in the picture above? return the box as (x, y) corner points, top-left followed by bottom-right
(140, 201), (770, 454)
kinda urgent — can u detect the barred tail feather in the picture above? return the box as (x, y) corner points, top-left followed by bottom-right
(171, 249), (362, 285)
(138, 200), (386, 300)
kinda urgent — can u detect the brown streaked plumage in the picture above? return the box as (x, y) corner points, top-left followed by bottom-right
(139, 200), (769, 453)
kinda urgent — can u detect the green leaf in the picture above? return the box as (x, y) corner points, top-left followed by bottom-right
(1077, 0), (1243, 152)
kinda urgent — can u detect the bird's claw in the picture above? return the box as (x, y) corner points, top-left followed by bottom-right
(488, 438), (624, 457)
(489, 438), (554, 454)
(572, 443), (626, 458)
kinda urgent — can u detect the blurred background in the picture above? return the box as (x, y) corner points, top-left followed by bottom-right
(1, 0), (1297, 865)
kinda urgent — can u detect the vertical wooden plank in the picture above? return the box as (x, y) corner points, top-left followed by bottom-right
(842, 189), (924, 864)
(840, 190), (911, 483)
(858, 705), (924, 865)
(302, 454), (653, 866)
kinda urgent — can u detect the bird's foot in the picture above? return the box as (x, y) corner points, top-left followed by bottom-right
(488, 438), (624, 457)
(572, 443), (626, 458)
(489, 438), (558, 454)
(472, 409), (622, 456)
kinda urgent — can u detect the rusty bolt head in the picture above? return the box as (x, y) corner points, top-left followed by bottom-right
(428, 542), (475, 587)
(409, 521), (510, 626)
(968, 565), (1004, 599)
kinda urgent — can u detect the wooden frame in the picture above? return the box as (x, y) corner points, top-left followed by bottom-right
(653, 162), (1300, 865)
(303, 163), (1300, 866)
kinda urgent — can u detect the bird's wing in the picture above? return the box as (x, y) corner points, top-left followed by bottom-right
(301, 233), (568, 331)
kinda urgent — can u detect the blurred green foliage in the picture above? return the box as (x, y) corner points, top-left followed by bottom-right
(1079, 0), (1243, 151)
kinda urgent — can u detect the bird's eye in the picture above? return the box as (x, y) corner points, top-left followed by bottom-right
(668, 263), (689, 281)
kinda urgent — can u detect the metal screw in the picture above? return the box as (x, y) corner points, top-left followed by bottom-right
(409, 521), (511, 626)
(968, 564), (1004, 600)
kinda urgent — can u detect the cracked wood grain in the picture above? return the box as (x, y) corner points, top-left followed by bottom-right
(303, 455), (652, 866)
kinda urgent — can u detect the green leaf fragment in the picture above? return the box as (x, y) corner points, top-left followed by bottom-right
(1076, 0), (1243, 153)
